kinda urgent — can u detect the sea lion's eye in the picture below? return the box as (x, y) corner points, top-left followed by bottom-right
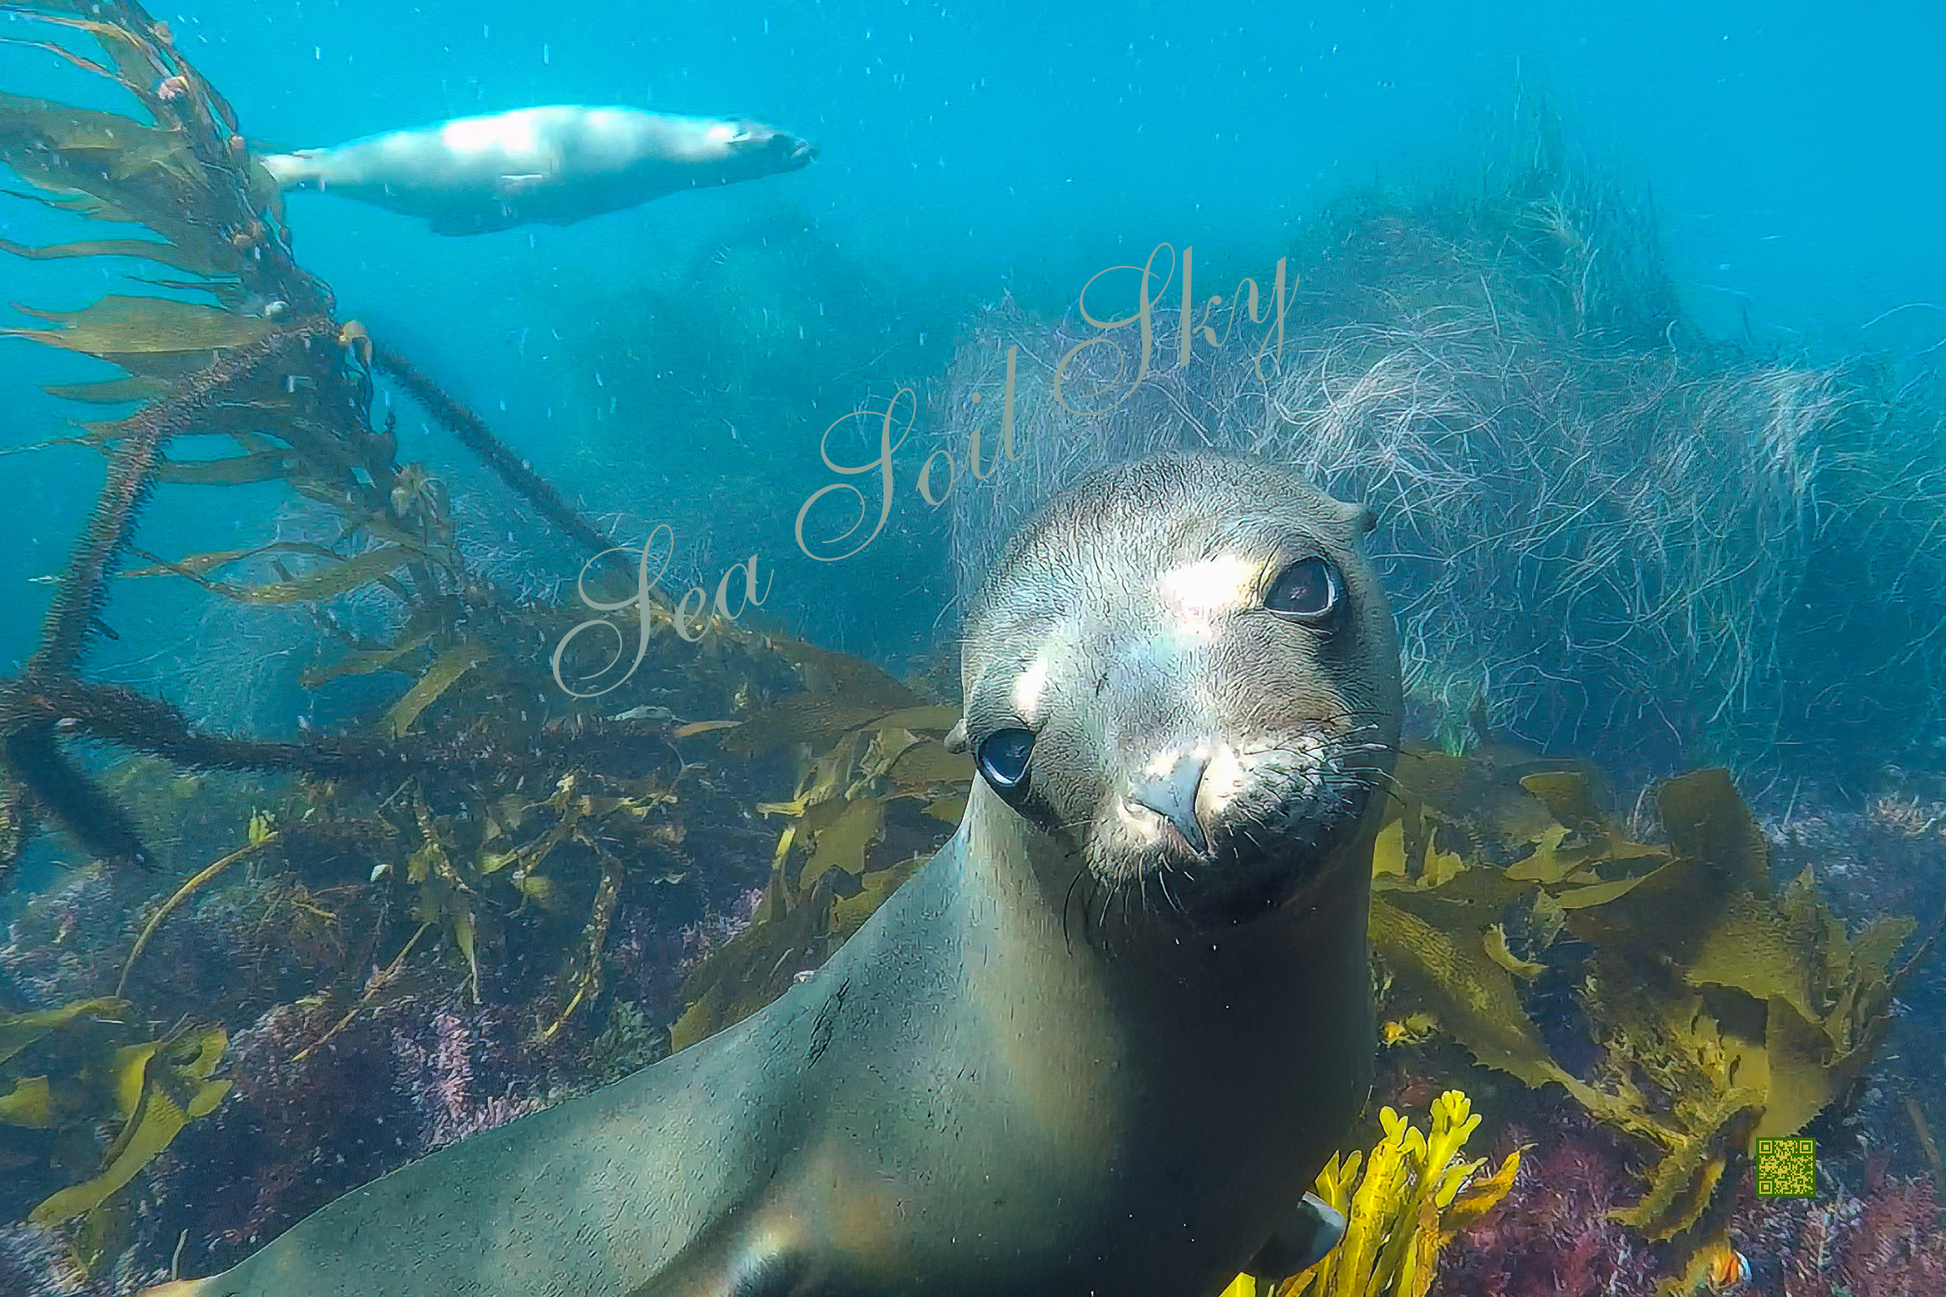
(1265, 558), (1341, 621)
(977, 728), (1035, 799)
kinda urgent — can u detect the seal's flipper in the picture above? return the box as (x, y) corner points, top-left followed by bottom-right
(494, 172), (550, 196)
(1247, 1192), (1347, 1282)
(627, 1219), (824, 1297)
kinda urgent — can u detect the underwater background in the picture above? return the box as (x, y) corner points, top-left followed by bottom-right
(0, 1), (1943, 1294)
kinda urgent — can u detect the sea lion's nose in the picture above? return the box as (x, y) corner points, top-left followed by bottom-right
(1128, 751), (1211, 855)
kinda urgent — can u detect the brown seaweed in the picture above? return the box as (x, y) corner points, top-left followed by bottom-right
(0, 2), (811, 1271)
(1364, 748), (1933, 1289)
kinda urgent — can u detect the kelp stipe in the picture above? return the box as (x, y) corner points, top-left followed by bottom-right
(0, 0), (670, 880)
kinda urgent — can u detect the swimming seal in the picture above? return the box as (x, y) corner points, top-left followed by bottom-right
(259, 106), (817, 235)
(142, 453), (1401, 1297)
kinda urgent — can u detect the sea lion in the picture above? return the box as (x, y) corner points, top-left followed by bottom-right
(143, 452), (1401, 1297)
(258, 105), (817, 235)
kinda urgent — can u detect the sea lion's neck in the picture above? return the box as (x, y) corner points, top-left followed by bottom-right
(956, 782), (1371, 1046)
(947, 781), (1374, 1215)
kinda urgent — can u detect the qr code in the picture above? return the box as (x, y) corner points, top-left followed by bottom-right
(1755, 1136), (1816, 1197)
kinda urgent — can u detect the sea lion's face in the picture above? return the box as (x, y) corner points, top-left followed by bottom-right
(957, 456), (1401, 928)
(701, 117), (819, 180)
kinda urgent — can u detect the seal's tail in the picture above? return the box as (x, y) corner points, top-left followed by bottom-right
(256, 149), (324, 191)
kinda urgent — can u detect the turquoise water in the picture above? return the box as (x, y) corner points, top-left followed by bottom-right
(1, 3), (1944, 1294)
(7, 2), (1945, 663)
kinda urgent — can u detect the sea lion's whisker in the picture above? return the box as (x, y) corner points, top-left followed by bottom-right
(1156, 867), (1186, 920)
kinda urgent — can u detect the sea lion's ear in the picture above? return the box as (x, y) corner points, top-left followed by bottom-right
(1325, 497), (1378, 536)
(629, 1222), (810, 1297)
(944, 718), (969, 753)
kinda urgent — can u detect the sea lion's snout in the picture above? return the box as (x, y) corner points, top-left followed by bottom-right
(773, 132), (819, 168)
(726, 120), (818, 171)
(1115, 725), (1374, 927)
(1125, 749), (1213, 857)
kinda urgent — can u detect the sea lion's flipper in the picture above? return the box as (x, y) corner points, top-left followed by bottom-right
(494, 172), (550, 196)
(628, 1218), (823, 1297)
(1247, 1192), (1347, 1282)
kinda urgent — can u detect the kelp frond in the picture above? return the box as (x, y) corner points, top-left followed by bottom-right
(1367, 746), (1933, 1270)
(0, 0), (647, 881)
(1214, 1090), (1519, 1297)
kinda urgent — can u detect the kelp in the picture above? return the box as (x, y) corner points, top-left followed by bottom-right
(669, 711), (1929, 1291)
(0, 0), (350, 869)
(0, 0), (661, 883)
(1216, 1090), (1519, 1297)
(1368, 745), (1932, 1289)
(27, 1027), (231, 1226)
(113, 811), (277, 998)
(0, 8), (1926, 1289)
(0, 0), (815, 1273)
(669, 640), (965, 1049)
(0, 998), (231, 1271)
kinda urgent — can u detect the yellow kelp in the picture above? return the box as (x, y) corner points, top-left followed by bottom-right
(1218, 1090), (1519, 1297)
(0, 998), (230, 1273)
(672, 704), (1927, 1275)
